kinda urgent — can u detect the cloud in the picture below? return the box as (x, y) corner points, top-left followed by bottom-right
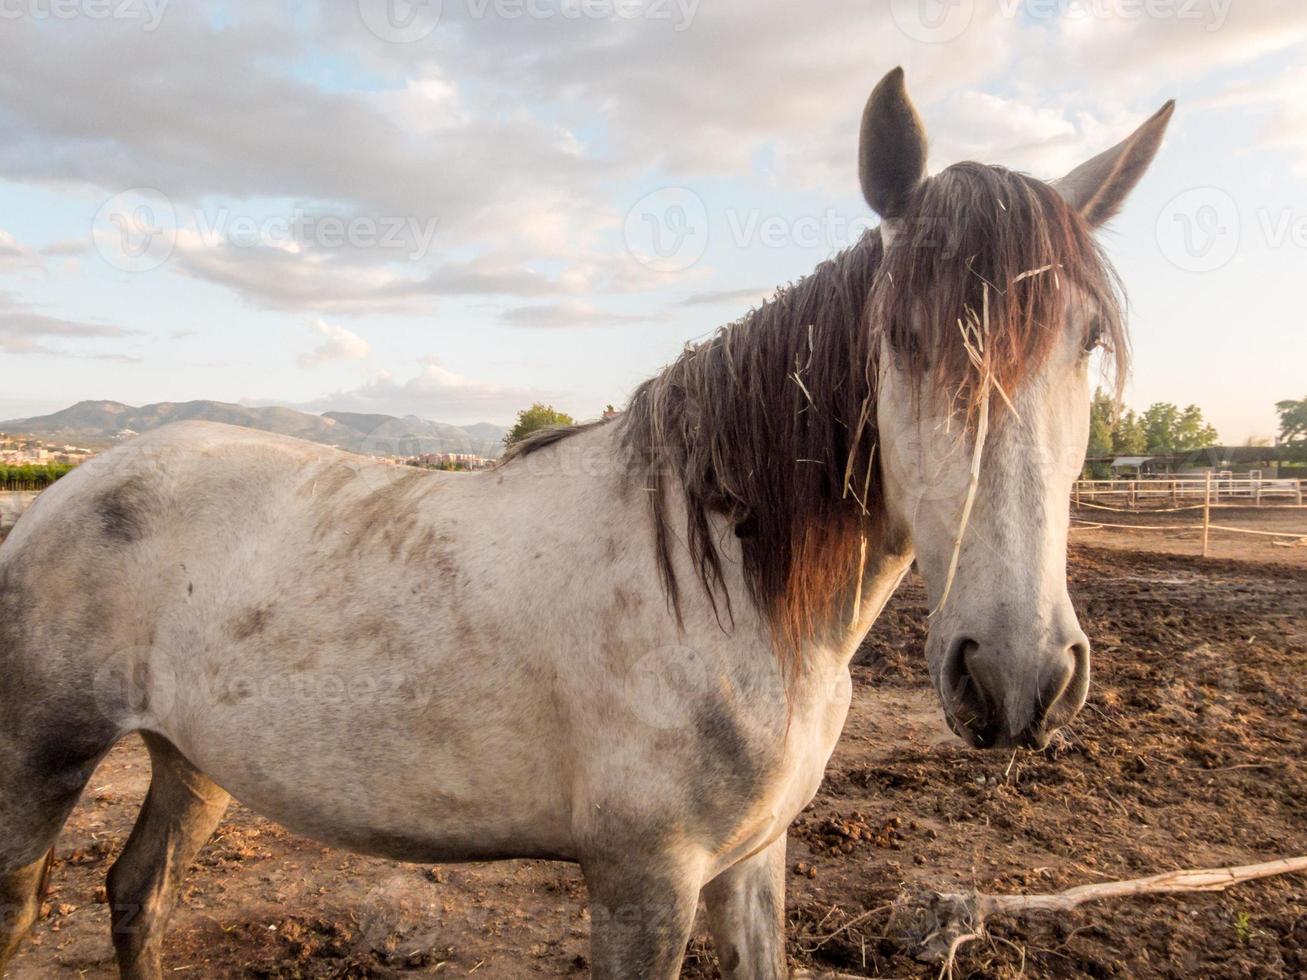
(166, 229), (602, 312)
(0, 229), (44, 276)
(681, 286), (773, 307)
(298, 318), (372, 369)
(499, 301), (658, 329)
(296, 357), (561, 424)
(1198, 65), (1307, 177)
(0, 291), (133, 357)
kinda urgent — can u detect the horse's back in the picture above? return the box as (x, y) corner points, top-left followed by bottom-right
(0, 421), (604, 858)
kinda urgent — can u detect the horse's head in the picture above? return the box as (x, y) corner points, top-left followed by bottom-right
(862, 69), (1173, 749)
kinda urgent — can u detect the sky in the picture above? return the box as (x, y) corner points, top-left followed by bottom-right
(0, 0), (1303, 441)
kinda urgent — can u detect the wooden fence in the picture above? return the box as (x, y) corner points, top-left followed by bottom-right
(1073, 476), (1305, 508)
(1071, 475), (1307, 555)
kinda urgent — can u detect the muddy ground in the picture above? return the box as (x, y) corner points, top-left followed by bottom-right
(6, 540), (1306, 978)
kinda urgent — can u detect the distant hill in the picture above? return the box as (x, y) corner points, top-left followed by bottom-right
(1, 400), (506, 458)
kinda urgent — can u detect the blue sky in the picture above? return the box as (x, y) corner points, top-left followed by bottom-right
(0, 0), (1303, 441)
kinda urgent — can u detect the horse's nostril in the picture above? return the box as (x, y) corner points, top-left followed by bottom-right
(942, 638), (994, 737)
(1041, 636), (1091, 731)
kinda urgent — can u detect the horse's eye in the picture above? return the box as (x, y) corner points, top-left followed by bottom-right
(1084, 316), (1104, 353)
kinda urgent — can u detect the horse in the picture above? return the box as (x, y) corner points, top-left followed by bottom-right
(0, 68), (1172, 979)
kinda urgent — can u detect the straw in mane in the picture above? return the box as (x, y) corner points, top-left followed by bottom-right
(509, 162), (1128, 665)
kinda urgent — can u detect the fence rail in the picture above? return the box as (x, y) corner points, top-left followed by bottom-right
(1071, 474), (1307, 556)
(1073, 476), (1305, 507)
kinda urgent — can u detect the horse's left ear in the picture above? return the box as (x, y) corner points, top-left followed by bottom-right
(1053, 100), (1176, 227)
(859, 67), (928, 222)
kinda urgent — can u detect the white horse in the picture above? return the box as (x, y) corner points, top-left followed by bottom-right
(0, 69), (1172, 979)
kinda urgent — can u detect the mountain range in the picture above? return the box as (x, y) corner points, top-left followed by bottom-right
(1, 401), (507, 458)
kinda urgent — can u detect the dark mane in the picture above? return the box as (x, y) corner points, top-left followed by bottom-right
(500, 418), (611, 462)
(616, 163), (1127, 663)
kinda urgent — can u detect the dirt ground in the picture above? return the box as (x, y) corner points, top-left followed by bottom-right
(5, 539), (1306, 978)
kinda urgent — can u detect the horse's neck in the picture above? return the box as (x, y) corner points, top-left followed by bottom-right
(819, 520), (915, 666)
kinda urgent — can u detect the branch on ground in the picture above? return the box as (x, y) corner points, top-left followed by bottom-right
(895, 855), (1307, 968)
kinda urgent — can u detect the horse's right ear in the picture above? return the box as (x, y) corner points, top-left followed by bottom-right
(859, 67), (928, 222)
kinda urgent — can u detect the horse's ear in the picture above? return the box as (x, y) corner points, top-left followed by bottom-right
(859, 67), (928, 221)
(1053, 100), (1176, 227)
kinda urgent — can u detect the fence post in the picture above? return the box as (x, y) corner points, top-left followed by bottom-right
(1202, 471), (1212, 558)
(1074, 481), (1080, 509)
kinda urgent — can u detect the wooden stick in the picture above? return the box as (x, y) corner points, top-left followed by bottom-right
(975, 855), (1307, 916)
(915, 854), (1307, 965)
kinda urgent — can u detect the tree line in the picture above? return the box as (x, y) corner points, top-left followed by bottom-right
(1087, 390), (1220, 459)
(0, 462), (76, 489)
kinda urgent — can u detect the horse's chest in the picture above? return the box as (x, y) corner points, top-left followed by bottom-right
(698, 668), (853, 870)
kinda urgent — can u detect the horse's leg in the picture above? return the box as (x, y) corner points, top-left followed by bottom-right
(0, 741), (97, 967)
(0, 850), (55, 966)
(702, 835), (789, 979)
(582, 853), (702, 980)
(106, 733), (230, 980)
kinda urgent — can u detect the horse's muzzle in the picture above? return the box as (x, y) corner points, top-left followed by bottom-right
(938, 633), (1091, 750)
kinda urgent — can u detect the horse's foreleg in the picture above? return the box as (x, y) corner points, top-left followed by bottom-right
(582, 852), (702, 980)
(702, 835), (788, 979)
(0, 732), (97, 969)
(0, 850), (54, 967)
(106, 734), (229, 980)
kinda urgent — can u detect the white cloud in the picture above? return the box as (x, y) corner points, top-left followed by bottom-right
(298, 319), (372, 369)
(1199, 65), (1307, 177)
(0, 291), (134, 358)
(299, 357), (561, 424)
(0, 229), (46, 277)
(499, 301), (658, 329)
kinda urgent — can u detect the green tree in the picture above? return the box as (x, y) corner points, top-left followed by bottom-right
(1140, 402), (1218, 453)
(1175, 404), (1219, 450)
(1277, 396), (1307, 445)
(1087, 388), (1115, 458)
(1113, 409), (1148, 455)
(503, 403), (576, 449)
